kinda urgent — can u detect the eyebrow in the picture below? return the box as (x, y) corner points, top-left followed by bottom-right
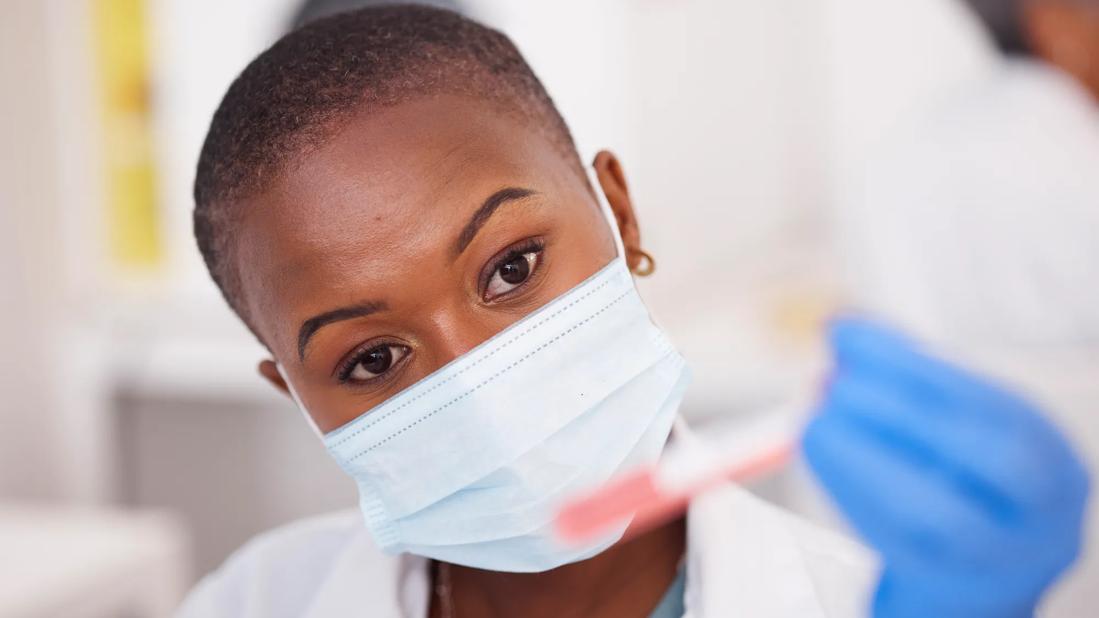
(453, 187), (538, 256)
(295, 187), (537, 362)
(298, 301), (387, 361)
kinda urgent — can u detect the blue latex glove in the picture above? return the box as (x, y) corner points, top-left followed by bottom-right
(803, 318), (1090, 618)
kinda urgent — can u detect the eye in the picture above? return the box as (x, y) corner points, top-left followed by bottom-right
(485, 249), (541, 301)
(339, 343), (410, 383)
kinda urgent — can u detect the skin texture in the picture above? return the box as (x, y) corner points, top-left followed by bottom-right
(1025, 0), (1099, 101)
(234, 94), (684, 617)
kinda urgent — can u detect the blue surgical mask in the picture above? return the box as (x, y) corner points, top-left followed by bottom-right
(280, 258), (690, 573)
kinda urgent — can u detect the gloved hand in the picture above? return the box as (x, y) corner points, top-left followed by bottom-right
(802, 317), (1090, 618)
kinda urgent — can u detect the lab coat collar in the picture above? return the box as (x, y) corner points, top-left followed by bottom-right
(683, 483), (829, 617)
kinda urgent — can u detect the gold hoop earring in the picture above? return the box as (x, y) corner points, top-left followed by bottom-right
(630, 248), (656, 277)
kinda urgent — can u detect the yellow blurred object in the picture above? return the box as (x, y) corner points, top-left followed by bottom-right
(767, 285), (842, 350)
(92, 0), (161, 269)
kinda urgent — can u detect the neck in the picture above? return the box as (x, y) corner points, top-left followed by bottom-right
(437, 518), (686, 618)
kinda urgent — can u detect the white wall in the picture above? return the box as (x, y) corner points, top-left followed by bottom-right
(0, 1), (118, 504)
(626, 0), (835, 417)
(0, 1), (69, 500)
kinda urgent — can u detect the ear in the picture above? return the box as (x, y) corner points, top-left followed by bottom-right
(592, 150), (646, 273)
(259, 359), (292, 397)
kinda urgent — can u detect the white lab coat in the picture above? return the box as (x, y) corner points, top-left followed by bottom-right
(840, 59), (1099, 346)
(176, 480), (876, 617)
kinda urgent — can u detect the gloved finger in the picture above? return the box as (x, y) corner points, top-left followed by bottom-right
(814, 375), (1092, 594)
(828, 317), (1009, 417)
(801, 410), (1021, 569)
(821, 370), (1089, 517)
(822, 372), (1031, 514)
(872, 566), (1041, 618)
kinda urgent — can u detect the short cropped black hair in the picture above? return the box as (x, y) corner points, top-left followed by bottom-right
(193, 4), (581, 336)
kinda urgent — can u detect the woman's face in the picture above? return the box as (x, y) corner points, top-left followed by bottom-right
(235, 95), (642, 432)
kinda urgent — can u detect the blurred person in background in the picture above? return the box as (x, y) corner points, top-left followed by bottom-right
(175, 4), (1089, 618)
(973, 0), (1099, 99)
(843, 0), (1099, 345)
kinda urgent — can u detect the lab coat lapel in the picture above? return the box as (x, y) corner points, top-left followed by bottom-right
(685, 483), (828, 617)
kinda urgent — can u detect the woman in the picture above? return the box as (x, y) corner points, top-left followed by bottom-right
(178, 6), (1088, 617)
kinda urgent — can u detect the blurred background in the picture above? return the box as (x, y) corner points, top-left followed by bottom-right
(1, 0), (1096, 615)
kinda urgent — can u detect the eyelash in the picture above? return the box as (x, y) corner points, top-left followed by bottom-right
(335, 338), (409, 385)
(479, 237), (546, 300)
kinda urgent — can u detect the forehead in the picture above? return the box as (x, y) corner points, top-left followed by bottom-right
(234, 94), (586, 350)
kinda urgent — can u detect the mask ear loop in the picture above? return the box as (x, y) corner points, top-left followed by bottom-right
(586, 166), (627, 261)
(586, 166), (656, 277)
(275, 363), (326, 440)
